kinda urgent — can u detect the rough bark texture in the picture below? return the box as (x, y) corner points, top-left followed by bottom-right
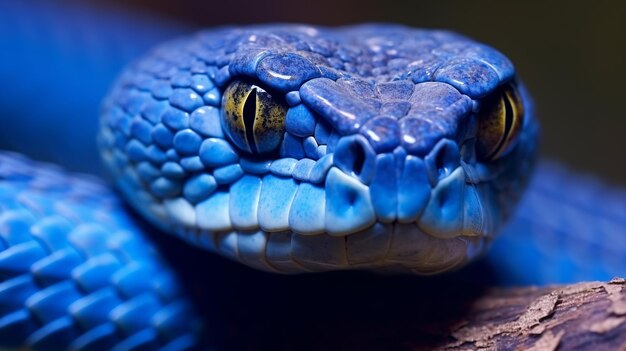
(403, 278), (626, 351)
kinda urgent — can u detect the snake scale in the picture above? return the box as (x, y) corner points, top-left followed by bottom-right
(1, 4), (626, 350)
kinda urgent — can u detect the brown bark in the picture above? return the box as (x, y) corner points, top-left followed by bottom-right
(405, 278), (626, 350)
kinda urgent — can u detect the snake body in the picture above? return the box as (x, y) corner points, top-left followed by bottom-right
(0, 11), (625, 350)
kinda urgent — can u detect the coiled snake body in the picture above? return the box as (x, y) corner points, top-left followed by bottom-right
(0, 22), (625, 350)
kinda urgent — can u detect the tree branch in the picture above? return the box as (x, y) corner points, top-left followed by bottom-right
(409, 278), (626, 350)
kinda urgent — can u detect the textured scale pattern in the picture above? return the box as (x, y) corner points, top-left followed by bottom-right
(2, 6), (626, 349)
(99, 25), (536, 274)
(0, 152), (202, 350)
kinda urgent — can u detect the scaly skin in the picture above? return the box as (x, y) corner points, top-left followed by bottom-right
(1, 16), (626, 350)
(0, 152), (202, 350)
(100, 25), (538, 275)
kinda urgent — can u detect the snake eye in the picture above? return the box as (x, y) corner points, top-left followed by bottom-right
(221, 80), (287, 155)
(475, 82), (524, 161)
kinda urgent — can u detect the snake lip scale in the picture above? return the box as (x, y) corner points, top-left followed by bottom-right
(100, 24), (538, 275)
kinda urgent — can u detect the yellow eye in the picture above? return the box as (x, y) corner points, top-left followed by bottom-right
(476, 82), (525, 160)
(221, 80), (287, 154)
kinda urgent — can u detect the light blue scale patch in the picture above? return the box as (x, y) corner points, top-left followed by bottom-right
(150, 177), (181, 198)
(196, 191), (231, 231)
(269, 158), (297, 177)
(292, 158), (315, 181)
(215, 232), (238, 260)
(136, 162), (160, 181)
(180, 156), (205, 172)
(313, 120), (331, 145)
(236, 231), (271, 270)
(161, 162), (185, 179)
(164, 198), (196, 228)
(31, 246), (83, 286)
(160, 107), (189, 131)
(280, 134), (305, 159)
(125, 140), (148, 163)
(202, 88), (221, 106)
(169, 89), (204, 113)
(171, 72), (193, 88)
(213, 164), (243, 184)
(289, 183), (326, 234)
(263, 232), (291, 265)
(258, 175), (298, 232)
(27, 281), (82, 324)
(308, 154), (334, 184)
(189, 106), (223, 138)
(214, 66), (231, 87)
(141, 100), (168, 125)
(229, 175), (262, 230)
(72, 254), (123, 292)
(397, 155), (430, 222)
(285, 91), (301, 106)
(198, 138), (239, 167)
(182, 174), (217, 203)
(239, 158), (271, 175)
(303, 136), (320, 159)
(172, 129), (202, 155)
(111, 294), (161, 334)
(165, 149), (179, 162)
(129, 119), (153, 145)
(31, 217), (74, 252)
(151, 124), (174, 149)
(285, 104), (317, 137)
(151, 81), (174, 100)
(0, 242), (46, 274)
(190, 74), (214, 94)
(325, 168), (375, 235)
(419, 167), (466, 238)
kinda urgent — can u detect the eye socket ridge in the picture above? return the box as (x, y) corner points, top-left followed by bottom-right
(475, 82), (524, 161)
(221, 79), (288, 156)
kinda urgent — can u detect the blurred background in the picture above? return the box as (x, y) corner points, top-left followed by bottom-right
(0, 0), (625, 184)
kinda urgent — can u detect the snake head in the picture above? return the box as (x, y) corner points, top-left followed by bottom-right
(99, 25), (538, 274)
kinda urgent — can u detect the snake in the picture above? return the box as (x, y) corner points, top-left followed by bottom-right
(1, 7), (626, 350)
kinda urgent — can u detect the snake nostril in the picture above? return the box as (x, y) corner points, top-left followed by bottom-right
(351, 142), (366, 176)
(425, 139), (461, 185)
(334, 135), (376, 184)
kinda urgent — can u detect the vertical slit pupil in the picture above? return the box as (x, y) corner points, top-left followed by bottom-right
(243, 88), (258, 154)
(496, 93), (515, 152)
(486, 92), (514, 159)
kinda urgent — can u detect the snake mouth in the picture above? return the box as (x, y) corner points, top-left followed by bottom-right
(320, 163), (486, 241)
(323, 134), (488, 239)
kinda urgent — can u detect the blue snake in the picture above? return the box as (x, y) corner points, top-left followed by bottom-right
(1, 4), (626, 350)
